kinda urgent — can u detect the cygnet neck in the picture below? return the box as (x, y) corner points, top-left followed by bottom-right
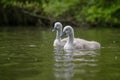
(68, 30), (74, 45)
(56, 28), (62, 41)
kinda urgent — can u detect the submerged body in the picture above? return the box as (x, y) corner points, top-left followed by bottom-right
(53, 37), (67, 47)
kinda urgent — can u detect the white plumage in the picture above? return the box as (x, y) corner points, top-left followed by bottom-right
(61, 26), (101, 50)
(52, 22), (67, 47)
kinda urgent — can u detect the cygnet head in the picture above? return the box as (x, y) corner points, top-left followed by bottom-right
(61, 25), (74, 37)
(52, 22), (62, 32)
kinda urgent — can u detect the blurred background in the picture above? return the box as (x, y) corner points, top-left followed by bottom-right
(0, 0), (120, 80)
(0, 0), (120, 27)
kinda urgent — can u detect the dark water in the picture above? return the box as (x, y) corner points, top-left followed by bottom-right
(0, 27), (120, 80)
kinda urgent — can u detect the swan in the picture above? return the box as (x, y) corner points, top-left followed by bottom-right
(52, 22), (67, 47)
(61, 26), (101, 50)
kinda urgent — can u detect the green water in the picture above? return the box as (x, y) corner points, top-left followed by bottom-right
(0, 27), (120, 80)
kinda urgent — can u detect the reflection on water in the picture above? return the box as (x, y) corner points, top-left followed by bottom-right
(54, 48), (100, 80)
(0, 27), (120, 80)
(54, 48), (74, 80)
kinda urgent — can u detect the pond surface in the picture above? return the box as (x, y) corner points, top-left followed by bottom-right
(0, 27), (120, 80)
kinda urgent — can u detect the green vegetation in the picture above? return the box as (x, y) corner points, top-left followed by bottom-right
(0, 0), (120, 27)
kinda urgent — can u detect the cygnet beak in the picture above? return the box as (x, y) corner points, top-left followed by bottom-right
(52, 28), (56, 32)
(60, 32), (66, 37)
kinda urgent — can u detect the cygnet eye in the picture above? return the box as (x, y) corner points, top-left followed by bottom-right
(66, 29), (69, 31)
(56, 25), (60, 28)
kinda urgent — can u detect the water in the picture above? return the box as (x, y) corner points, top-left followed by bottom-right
(0, 27), (120, 80)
